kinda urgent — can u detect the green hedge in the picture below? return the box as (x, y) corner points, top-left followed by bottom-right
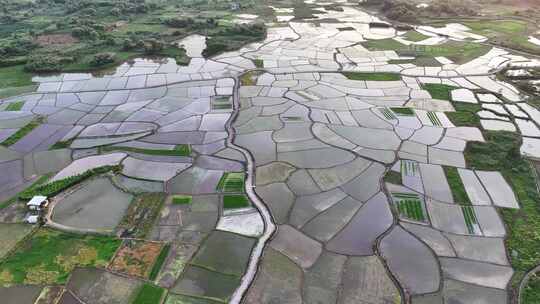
(19, 165), (121, 200)
(149, 244), (171, 281)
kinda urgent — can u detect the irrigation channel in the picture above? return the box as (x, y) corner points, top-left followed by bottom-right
(226, 73), (277, 304)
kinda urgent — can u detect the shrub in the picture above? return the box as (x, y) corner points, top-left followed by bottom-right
(24, 55), (63, 72)
(143, 39), (164, 54)
(90, 52), (116, 67)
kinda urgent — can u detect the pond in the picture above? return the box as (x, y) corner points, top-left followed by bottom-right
(177, 34), (207, 58)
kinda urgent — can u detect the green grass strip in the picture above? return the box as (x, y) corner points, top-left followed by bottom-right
(379, 108), (397, 120)
(393, 192), (420, 199)
(390, 107), (415, 116)
(401, 160), (419, 176)
(0, 174), (50, 210)
(421, 83), (458, 101)
(461, 206), (479, 234)
(132, 282), (166, 304)
(172, 195), (192, 205)
(427, 111), (442, 126)
(216, 172), (245, 193)
(1, 117), (43, 147)
(444, 166), (471, 205)
(5, 101), (24, 111)
(403, 30), (430, 42)
(342, 72), (401, 81)
(102, 144), (191, 157)
(253, 59), (264, 68)
(383, 170), (402, 185)
(149, 244), (171, 281)
(223, 194), (250, 209)
(18, 165), (121, 200)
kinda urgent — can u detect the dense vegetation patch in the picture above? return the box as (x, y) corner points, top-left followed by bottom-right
(217, 172), (245, 193)
(172, 195), (192, 205)
(202, 23), (266, 58)
(132, 283), (166, 304)
(0, 229), (120, 285)
(523, 271), (540, 304)
(421, 83), (458, 101)
(383, 170), (402, 185)
(342, 71), (401, 81)
(223, 194), (250, 209)
(402, 30), (430, 42)
(18, 165), (121, 200)
(446, 102), (481, 127)
(465, 131), (540, 286)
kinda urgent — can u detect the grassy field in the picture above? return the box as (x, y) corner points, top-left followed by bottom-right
(446, 102), (481, 127)
(463, 20), (528, 36)
(0, 229), (120, 285)
(5, 101), (24, 111)
(362, 39), (491, 65)
(461, 19), (540, 55)
(342, 72), (401, 81)
(523, 272), (540, 304)
(223, 194), (250, 209)
(0, 65), (36, 99)
(402, 30), (430, 42)
(0, 66), (33, 89)
(132, 283), (166, 304)
(422, 83), (458, 101)
(383, 170), (402, 185)
(172, 195), (192, 205)
(465, 131), (540, 291)
(217, 172), (245, 193)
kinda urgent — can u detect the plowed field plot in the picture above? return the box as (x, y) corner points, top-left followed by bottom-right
(109, 240), (163, 278)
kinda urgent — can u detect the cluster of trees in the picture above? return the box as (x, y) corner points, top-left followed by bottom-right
(122, 37), (165, 54)
(375, 0), (477, 22)
(24, 54), (65, 72)
(164, 17), (219, 29)
(202, 23), (266, 58)
(0, 36), (37, 57)
(90, 52), (116, 67)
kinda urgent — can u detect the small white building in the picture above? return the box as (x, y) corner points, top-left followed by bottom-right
(27, 196), (49, 211)
(25, 214), (40, 224)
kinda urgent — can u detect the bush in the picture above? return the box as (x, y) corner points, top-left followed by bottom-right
(71, 26), (97, 39)
(24, 55), (63, 72)
(143, 39), (164, 54)
(90, 52), (116, 67)
(164, 17), (194, 28)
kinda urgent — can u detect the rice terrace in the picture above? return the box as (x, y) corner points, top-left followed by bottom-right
(1, 0), (540, 303)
